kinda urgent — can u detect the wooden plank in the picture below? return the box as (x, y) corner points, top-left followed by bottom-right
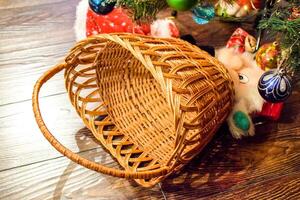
(0, 0), (80, 105)
(159, 127), (300, 198)
(0, 93), (99, 171)
(209, 172), (300, 200)
(0, 149), (163, 200)
(0, 0), (67, 9)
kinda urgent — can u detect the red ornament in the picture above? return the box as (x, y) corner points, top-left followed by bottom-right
(237, 0), (263, 10)
(86, 8), (151, 37)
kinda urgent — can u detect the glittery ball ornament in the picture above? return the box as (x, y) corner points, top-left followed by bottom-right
(89, 0), (115, 15)
(258, 69), (292, 103)
(256, 42), (280, 70)
(192, 5), (215, 24)
(167, 0), (198, 11)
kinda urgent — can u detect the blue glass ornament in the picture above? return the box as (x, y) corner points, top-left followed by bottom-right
(89, 0), (116, 15)
(258, 69), (292, 103)
(192, 5), (215, 25)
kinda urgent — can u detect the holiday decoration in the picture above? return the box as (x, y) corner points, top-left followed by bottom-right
(215, 0), (251, 18)
(74, 0), (300, 140)
(237, 0), (263, 10)
(75, 1), (181, 40)
(167, 0), (198, 11)
(256, 42), (280, 70)
(89, 0), (116, 15)
(192, 5), (215, 24)
(85, 8), (151, 37)
(258, 2), (300, 73)
(216, 47), (264, 139)
(150, 19), (180, 38)
(259, 102), (284, 121)
(226, 28), (257, 53)
(115, 0), (168, 21)
(258, 69), (292, 103)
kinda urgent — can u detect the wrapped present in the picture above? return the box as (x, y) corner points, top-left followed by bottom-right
(258, 102), (284, 121)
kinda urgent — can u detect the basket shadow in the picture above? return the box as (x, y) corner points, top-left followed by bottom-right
(52, 127), (157, 199)
(160, 123), (274, 197)
(52, 127), (117, 199)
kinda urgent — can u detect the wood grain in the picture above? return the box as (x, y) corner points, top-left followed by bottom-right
(0, 92), (99, 170)
(0, 148), (164, 200)
(0, 0), (78, 105)
(0, 0), (299, 199)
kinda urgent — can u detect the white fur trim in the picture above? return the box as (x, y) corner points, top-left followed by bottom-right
(74, 0), (89, 41)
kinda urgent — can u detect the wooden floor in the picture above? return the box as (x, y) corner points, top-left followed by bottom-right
(0, 1), (299, 199)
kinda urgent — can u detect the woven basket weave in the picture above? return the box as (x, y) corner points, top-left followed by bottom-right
(33, 33), (234, 187)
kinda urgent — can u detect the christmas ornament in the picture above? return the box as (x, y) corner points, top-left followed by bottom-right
(192, 5), (215, 24)
(89, 0), (116, 15)
(86, 8), (151, 37)
(256, 42), (280, 70)
(237, 0), (263, 10)
(215, 0), (250, 18)
(258, 69), (292, 103)
(167, 0), (198, 11)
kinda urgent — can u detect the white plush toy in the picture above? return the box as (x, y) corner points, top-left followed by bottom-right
(216, 47), (265, 139)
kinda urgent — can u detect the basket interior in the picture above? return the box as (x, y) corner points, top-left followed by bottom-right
(96, 42), (176, 166)
(64, 35), (234, 187)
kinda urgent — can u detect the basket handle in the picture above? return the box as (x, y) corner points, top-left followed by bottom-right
(32, 63), (169, 179)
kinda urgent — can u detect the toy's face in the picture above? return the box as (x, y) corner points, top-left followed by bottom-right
(215, 47), (265, 113)
(237, 64), (264, 90)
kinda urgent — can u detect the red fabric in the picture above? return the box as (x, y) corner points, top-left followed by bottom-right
(86, 8), (151, 37)
(226, 28), (249, 53)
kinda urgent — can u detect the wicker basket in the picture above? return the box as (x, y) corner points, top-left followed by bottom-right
(33, 33), (234, 187)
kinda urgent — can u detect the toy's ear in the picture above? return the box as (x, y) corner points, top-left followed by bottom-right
(216, 47), (243, 71)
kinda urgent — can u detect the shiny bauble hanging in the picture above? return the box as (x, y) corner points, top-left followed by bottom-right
(192, 5), (215, 24)
(89, 0), (116, 15)
(167, 0), (198, 11)
(258, 69), (292, 103)
(255, 42), (280, 70)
